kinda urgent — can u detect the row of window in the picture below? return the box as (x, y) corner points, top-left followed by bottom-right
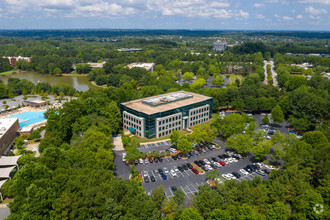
(158, 121), (182, 132)
(190, 112), (209, 121)
(189, 106), (209, 116)
(158, 114), (181, 126)
(123, 120), (142, 131)
(189, 118), (207, 127)
(123, 114), (142, 125)
(158, 127), (180, 138)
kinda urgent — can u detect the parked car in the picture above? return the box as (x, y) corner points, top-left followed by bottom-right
(172, 155), (178, 160)
(170, 169), (177, 177)
(173, 166), (179, 172)
(158, 168), (163, 174)
(171, 186), (178, 192)
(153, 169), (158, 175)
(149, 158), (153, 163)
(154, 157), (158, 163)
(187, 163), (193, 169)
(144, 176), (149, 183)
(138, 171), (142, 178)
(203, 159), (211, 165)
(239, 169), (249, 175)
(161, 173), (167, 180)
(144, 159), (149, 164)
(177, 154), (181, 159)
(139, 158), (143, 164)
(218, 161), (225, 166)
(182, 164), (188, 170)
(134, 160), (138, 165)
(163, 167), (169, 174)
(232, 172), (241, 178)
(158, 157), (163, 162)
(192, 168), (199, 174)
(262, 169), (271, 174)
(150, 175), (155, 182)
(256, 169), (265, 176)
(178, 166), (184, 172)
(143, 171), (148, 177)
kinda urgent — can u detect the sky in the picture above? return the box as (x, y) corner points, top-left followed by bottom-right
(0, 0), (329, 30)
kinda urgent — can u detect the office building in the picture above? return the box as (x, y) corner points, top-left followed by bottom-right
(120, 91), (213, 139)
(213, 41), (227, 52)
(0, 118), (19, 155)
(127, 62), (155, 72)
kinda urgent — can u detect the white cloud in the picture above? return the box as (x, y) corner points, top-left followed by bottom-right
(309, 15), (321, 19)
(256, 14), (265, 19)
(298, 0), (330, 5)
(253, 3), (264, 8)
(274, 14), (280, 18)
(296, 14), (303, 19)
(283, 16), (293, 20)
(305, 6), (327, 15)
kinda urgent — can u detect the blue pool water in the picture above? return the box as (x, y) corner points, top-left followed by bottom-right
(8, 111), (46, 127)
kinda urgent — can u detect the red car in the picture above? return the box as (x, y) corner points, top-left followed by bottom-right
(138, 171), (142, 178)
(149, 158), (153, 163)
(218, 161), (225, 166)
(192, 168), (199, 174)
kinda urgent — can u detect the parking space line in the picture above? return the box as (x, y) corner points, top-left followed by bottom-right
(184, 170), (190, 176)
(190, 184), (198, 192)
(180, 186), (191, 199)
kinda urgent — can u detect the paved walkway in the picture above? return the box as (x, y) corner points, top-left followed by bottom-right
(113, 135), (125, 151)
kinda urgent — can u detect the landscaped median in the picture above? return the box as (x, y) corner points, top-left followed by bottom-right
(192, 163), (205, 174)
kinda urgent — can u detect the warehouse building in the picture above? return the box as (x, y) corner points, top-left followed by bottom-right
(120, 91), (213, 139)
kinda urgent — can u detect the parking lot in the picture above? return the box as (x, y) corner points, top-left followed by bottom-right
(138, 140), (171, 153)
(137, 145), (270, 200)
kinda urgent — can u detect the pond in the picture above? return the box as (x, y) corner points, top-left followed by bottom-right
(0, 71), (98, 91)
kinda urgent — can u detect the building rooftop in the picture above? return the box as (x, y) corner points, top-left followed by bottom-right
(121, 91), (212, 115)
(0, 118), (18, 138)
(127, 62), (155, 71)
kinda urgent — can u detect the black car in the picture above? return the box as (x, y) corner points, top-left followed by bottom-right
(172, 155), (177, 160)
(247, 165), (256, 172)
(154, 157), (159, 163)
(211, 186), (218, 190)
(244, 167), (252, 173)
(134, 160), (138, 165)
(185, 153), (191, 158)
(178, 166), (184, 172)
(232, 172), (241, 178)
(171, 186), (177, 192)
(187, 163), (193, 169)
(144, 176), (150, 183)
(210, 164), (217, 169)
(262, 169), (271, 174)
(211, 157), (217, 162)
(158, 157), (163, 162)
(222, 154), (229, 158)
(218, 155), (224, 159)
(232, 155), (240, 160)
(158, 168), (164, 174)
(200, 160), (206, 165)
(177, 154), (181, 159)
(201, 166), (208, 171)
(205, 147), (209, 152)
(182, 164), (188, 170)
(208, 145), (213, 150)
(150, 175), (155, 182)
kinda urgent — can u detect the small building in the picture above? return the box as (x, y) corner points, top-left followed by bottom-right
(118, 48), (143, 52)
(0, 118), (19, 155)
(18, 126), (33, 135)
(213, 41), (227, 52)
(87, 62), (105, 68)
(127, 62), (155, 72)
(120, 91), (213, 139)
(3, 56), (32, 66)
(25, 100), (46, 107)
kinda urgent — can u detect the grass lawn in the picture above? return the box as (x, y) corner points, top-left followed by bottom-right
(64, 72), (87, 77)
(228, 75), (244, 84)
(0, 69), (17, 76)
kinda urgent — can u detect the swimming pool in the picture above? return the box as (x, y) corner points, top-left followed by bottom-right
(8, 111), (46, 127)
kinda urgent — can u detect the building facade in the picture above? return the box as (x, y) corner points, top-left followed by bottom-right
(213, 41), (227, 52)
(0, 118), (19, 155)
(120, 91), (213, 139)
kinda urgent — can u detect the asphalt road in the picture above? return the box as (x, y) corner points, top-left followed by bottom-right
(113, 150), (130, 180)
(0, 206), (10, 220)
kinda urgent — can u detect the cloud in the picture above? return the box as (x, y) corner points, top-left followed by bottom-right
(256, 14), (265, 19)
(296, 14), (303, 19)
(305, 6), (327, 15)
(298, 0), (330, 5)
(283, 16), (293, 20)
(274, 14), (281, 18)
(309, 15), (321, 19)
(253, 3), (264, 8)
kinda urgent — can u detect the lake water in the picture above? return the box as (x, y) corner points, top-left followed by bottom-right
(0, 71), (97, 91)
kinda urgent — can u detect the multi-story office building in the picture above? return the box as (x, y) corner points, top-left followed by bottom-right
(213, 41), (227, 52)
(120, 91), (213, 139)
(0, 118), (19, 155)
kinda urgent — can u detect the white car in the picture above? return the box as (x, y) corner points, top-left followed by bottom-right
(144, 159), (148, 164)
(222, 174), (231, 180)
(205, 165), (213, 171)
(169, 148), (177, 153)
(122, 153), (126, 162)
(170, 169), (177, 177)
(239, 169), (249, 175)
(163, 167), (169, 174)
(214, 178), (223, 184)
(143, 171), (148, 177)
(265, 165), (275, 169)
(213, 162), (221, 168)
(204, 159), (211, 165)
(227, 173), (236, 180)
(173, 166), (179, 172)
(139, 158), (143, 164)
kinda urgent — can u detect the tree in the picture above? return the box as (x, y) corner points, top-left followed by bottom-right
(15, 136), (25, 149)
(173, 189), (185, 208)
(170, 130), (180, 146)
(262, 114), (270, 124)
(252, 140), (271, 160)
(211, 76), (224, 86)
(30, 130), (41, 140)
(53, 68), (62, 75)
(212, 113), (246, 138)
(177, 208), (203, 220)
(177, 136), (193, 153)
(206, 169), (221, 180)
(271, 106), (284, 123)
(226, 134), (253, 154)
(182, 72), (194, 81)
(191, 78), (206, 90)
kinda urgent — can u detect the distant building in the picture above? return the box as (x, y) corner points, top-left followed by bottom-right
(120, 91), (213, 139)
(0, 118), (19, 155)
(127, 62), (155, 72)
(3, 56), (31, 66)
(213, 41), (227, 52)
(291, 63), (313, 70)
(24, 100), (46, 107)
(87, 62), (105, 68)
(118, 48), (143, 52)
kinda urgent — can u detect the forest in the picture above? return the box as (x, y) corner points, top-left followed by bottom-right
(0, 32), (329, 219)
